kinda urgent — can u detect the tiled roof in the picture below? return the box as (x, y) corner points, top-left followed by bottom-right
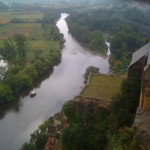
(44, 137), (57, 150)
(129, 42), (150, 67)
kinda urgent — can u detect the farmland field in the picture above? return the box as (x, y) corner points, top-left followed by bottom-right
(0, 11), (60, 65)
(0, 11), (43, 24)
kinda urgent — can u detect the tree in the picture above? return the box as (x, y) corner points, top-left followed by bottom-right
(3, 39), (16, 62)
(84, 66), (99, 83)
(14, 34), (26, 58)
(0, 84), (14, 103)
(21, 142), (36, 150)
(24, 65), (38, 81)
(35, 133), (48, 150)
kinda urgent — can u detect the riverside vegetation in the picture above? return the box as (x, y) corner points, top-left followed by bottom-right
(21, 73), (141, 150)
(0, 7), (64, 104)
(20, 1), (147, 149)
(0, 0), (146, 149)
(66, 2), (150, 73)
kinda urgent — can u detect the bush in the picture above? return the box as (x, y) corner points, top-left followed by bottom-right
(84, 66), (99, 83)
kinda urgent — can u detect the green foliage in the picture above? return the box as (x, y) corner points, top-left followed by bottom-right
(0, 47), (61, 104)
(61, 76), (141, 150)
(67, 6), (148, 73)
(23, 65), (38, 81)
(39, 120), (49, 132)
(36, 133), (48, 150)
(11, 18), (24, 23)
(14, 34), (26, 58)
(110, 30), (144, 73)
(21, 131), (48, 150)
(67, 16), (107, 54)
(43, 9), (60, 24)
(1, 34), (27, 65)
(88, 30), (106, 52)
(111, 77), (141, 115)
(62, 100), (110, 150)
(0, 9), (62, 105)
(0, 84), (14, 103)
(84, 66), (99, 83)
(62, 100), (78, 123)
(2, 39), (16, 62)
(109, 128), (134, 150)
(21, 142), (36, 150)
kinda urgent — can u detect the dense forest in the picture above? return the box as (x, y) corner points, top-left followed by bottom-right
(66, 4), (150, 73)
(66, 15), (107, 55)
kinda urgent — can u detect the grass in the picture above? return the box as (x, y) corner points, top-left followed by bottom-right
(29, 24), (44, 40)
(0, 40), (4, 48)
(0, 11), (60, 65)
(27, 40), (59, 61)
(27, 40), (58, 50)
(26, 30), (59, 63)
(103, 32), (113, 42)
(0, 23), (39, 36)
(81, 74), (124, 100)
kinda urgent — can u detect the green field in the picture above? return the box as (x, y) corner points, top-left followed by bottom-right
(81, 74), (124, 100)
(0, 11), (43, 24)
(0, 11), (60, 65)
(26, 40), (59, 62)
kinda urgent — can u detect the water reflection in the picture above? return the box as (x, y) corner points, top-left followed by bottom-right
(0, 67), (55, 119)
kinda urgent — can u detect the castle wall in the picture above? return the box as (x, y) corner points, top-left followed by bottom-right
(128, 56), (145, 79)
(142, 67), (150, 110)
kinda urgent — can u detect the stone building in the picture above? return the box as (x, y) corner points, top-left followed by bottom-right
(128, 42), (150, 110)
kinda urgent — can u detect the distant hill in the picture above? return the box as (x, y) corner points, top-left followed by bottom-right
(136, 0), (150, 3)
(0, 1), (8, 10)
(1, 0), (51, 4)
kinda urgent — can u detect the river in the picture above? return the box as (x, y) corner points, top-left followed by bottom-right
(0, 13), (110, 150)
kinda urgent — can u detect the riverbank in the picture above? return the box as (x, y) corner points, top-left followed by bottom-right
(21, 72), (125, 149)
(29, 73), (139, 150)
(21, 91), (111, 150)
(66, 16), (108, 56)
(0, 10), (63, 105)
(0, 12), (110, 150)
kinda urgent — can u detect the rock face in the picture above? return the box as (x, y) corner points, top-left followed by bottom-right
(44, 112), (67, 150)
(133, 107), (150, 150)
(75, 95), (111, 109)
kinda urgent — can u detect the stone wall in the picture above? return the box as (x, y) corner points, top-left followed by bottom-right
(142, 67), (150, 110)
(133, 108), (150, 150)
(75, 95), (111, 109)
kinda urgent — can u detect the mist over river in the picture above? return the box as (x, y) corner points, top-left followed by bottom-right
(0, 13), (110, 150)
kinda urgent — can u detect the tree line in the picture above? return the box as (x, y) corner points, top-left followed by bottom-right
(66, 15), (107, 55)
(66, 5), (149, 73)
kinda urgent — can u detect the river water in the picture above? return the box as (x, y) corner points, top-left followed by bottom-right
(0, 13), (110, 150)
